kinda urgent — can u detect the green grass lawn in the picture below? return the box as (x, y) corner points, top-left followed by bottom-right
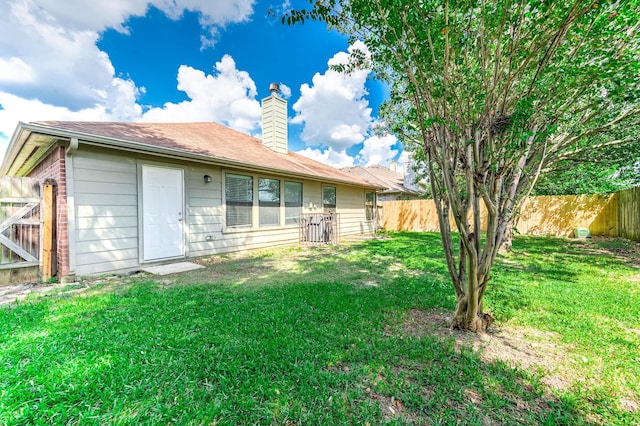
(1, 233), (638, 425)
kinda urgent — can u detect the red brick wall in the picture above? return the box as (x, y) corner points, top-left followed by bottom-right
(28, 146), (70, 277)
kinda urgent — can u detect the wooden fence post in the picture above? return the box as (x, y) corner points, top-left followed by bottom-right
(42, 183), (54, 281)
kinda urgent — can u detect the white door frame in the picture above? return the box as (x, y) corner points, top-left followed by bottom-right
(139, 164), (185, 262)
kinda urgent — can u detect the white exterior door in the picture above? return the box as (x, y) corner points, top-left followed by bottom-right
(142, 165), (184, 261)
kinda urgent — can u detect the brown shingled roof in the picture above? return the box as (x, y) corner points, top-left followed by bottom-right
(341, 164), (422, 195)
(31, 121), (375, 187)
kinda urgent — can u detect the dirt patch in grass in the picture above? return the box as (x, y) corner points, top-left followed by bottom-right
(377, 309), (586, 423)
(401, 308), (572, 389)
(0, 274), (144, 307)
(373, 392), (416, 423)
(395, 307), (639, 420)
(0, 281), (92, 306)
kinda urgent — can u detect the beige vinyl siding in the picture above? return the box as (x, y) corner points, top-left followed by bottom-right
(334, 185), (374, 236)
(73, 151), (139, 275)
(191, 227), (301, 255)
(303, 181), (372, 235)
(187, 167), (303, 257)
(77, 226), (137, 242)
(186, 166), (223, 257)
(187, 179), (373, 257)
(69, 148), (374, 276)
(278, 181), (374, 238)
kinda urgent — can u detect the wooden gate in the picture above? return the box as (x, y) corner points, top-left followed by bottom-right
(0, 176), (41, 284)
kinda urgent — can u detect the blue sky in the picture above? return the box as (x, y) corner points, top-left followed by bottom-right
(0, 0), (404, 168)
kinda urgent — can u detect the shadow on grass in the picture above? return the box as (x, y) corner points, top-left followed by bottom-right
(0, 232), (636, 424)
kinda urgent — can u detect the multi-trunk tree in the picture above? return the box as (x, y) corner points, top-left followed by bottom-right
(286, 0), (640, 332)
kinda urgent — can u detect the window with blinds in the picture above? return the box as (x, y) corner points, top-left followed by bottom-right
(259, 178), (281, 226)
(365, 191), (375, 221)
(285, 181), (302, 225)
(323, 186), (336, 212)
(226, 174), (253, 227)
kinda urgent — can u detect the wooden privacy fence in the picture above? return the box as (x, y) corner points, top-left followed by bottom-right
(618, 187), (640, 242)
(0, 176), (41, 284)
(379, 193), (623, 238)
(517, 194), (618, 237)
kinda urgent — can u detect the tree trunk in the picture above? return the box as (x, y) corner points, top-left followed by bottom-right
(442, 204), (501, 333)
(450, 292), (494, 333)
(499, 225), (513, 254)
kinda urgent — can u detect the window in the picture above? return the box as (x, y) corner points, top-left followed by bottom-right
(259, 178), (280, 226)
(226, 174), (253, 227)
(365, 191), (375, 221)
(225, 173), (305, 229)
(285, 181), (303, 225)
(323, 186), (336, 212)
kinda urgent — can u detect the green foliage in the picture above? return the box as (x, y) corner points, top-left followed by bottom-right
(1, 235), (638, 424)
(532, 160), (640, 195)
(289, 0), (640, 192)
(533, 131), (640, 195)
(285, 1), (640, 325)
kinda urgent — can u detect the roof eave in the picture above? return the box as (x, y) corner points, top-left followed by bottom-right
(10, 122), (379, 189)
(1, 122), (30, 176)
(1, 122), (67, 176)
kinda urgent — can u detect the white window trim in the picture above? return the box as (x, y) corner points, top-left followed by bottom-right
(222, 170), (303, 233)
(284, 180), (304, 226)
(365, 190), (376, 222)
(322, 185), (337, 213)
(224, 172), (254, 230)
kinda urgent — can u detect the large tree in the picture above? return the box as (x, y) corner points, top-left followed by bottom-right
(286, 0), (640, 331)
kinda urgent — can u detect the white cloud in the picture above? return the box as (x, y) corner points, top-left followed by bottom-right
(279, 83), (292, 99)
(178, 0), (254, 26)
(291, 40), (372, 152)
(141, 56), (261, 134)
(5, 0), (254, 40)
(0, 58), (35, 84)
(0, 78), (145, 139)
(0, 91), (112, 138)
(292, 41), (403, 169)
(0, 0), (257, 155)
(106, 78), (145, 121)
(357, 134), (399, 166)
(0, 54), (262, 145)
(0, 0), (256, 107)
(0, 0), (117, 109)
(296, 147), (355, 169)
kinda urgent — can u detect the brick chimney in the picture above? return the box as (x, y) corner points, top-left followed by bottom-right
(261, 83), (288, 154)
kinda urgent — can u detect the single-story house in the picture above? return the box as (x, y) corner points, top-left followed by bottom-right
(341, 163), (426, 202)
(1, 85), (379, 279)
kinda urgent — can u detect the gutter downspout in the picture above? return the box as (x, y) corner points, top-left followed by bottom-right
(64, 137), (79, 278)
